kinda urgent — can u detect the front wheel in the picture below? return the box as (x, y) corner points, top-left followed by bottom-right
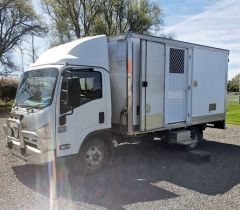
(79, 138), (109, 175)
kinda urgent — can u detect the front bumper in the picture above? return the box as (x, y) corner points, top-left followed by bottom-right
(3, 118), (55, 164)
(10, 142), (56, 164)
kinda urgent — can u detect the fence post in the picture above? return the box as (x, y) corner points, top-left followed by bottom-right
(239, 77), (240, 104)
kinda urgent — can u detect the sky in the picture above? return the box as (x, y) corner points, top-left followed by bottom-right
(160, 0), (240, 80)
(15, 0), (239, 80)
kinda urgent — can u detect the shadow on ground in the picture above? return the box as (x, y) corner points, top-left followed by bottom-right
(12, 140), (240, 210)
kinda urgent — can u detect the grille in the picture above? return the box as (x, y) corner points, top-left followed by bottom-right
(25, 141), (38, 149)
(169, 48), (185, 74)
(24, 136), (37, 143)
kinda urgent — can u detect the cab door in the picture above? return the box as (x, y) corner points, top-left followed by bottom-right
(56, 68), (109, 157)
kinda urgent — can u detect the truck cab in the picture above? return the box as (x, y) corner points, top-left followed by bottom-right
(4, 35), (112, 173)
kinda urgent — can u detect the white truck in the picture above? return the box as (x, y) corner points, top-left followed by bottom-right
(3, 33), (229, 174)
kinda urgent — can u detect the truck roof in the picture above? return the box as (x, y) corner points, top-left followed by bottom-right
(108, 32), (229, 54)
(30, 35), (109, 70)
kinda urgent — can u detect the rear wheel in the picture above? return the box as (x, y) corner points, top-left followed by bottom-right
(187, 128), (203, 150)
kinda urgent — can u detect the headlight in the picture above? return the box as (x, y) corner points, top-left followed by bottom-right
(36, 123), (52, 152)
(13, 127), (19, 138)
(8, 123), (19, 138)
(36, 123), (51, 139)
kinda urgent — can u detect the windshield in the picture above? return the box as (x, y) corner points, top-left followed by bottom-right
(15, 68), (58, 108)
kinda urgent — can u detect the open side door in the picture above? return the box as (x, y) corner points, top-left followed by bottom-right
(140, 40), (165, 131)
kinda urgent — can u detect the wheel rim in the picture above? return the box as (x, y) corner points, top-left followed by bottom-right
(85, 146), (104, 169)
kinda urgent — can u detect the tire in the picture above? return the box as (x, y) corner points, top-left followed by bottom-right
(198, 129), (204, 142)
(186, 128), (202, 150)
(79, 138), (109, 175)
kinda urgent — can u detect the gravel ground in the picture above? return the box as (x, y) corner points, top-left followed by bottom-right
(0, 116), (240, 210)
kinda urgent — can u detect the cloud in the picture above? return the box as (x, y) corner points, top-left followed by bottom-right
(162, 0), (240, 79)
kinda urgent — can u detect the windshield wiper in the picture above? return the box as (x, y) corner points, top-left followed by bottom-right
(12, 102), (17, 109)
(26, 104), (44, 111)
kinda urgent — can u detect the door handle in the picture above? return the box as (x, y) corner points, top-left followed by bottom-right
(99, 112), (104, 124)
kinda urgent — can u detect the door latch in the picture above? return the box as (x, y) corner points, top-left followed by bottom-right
(142, 81), (148, 87)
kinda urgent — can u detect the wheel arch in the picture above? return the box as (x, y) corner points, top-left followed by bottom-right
(78, 129), (113, 156)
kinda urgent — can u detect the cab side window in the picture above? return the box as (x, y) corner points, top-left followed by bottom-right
(60, 70), (102, 114)
(79, 71), (102, 103)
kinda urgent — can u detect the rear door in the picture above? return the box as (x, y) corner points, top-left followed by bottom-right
(140, 40), (165, 131)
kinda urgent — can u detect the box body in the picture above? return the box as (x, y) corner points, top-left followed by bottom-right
(108, 33), (228, 135)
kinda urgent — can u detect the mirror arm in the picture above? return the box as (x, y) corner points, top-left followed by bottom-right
(61, 69), (73, 77)
(65, 106), (74, 116)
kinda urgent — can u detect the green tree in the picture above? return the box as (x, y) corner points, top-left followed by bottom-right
(229, 73), (240, 92)
(92, 0), (163, 36)
(41, 0), (163, 45)
(0, 0), (47, 75)
(42, 0), (101, 44)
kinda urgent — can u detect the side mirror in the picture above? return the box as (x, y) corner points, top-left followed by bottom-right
(67, 77), (81, 108)
(59, 115), (66, 126)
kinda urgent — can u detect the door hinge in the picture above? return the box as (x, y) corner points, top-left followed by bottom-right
(137, 106), (140, 115)
(142, 81), (148, 87)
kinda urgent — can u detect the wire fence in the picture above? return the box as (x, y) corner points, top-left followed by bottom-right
(227, 92), (240, 104)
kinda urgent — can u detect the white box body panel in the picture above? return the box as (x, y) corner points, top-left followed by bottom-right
(192, 48), (228, 118)
(108, 40), (127, 125)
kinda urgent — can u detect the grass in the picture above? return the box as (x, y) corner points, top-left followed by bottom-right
(227, 101), (240, 125)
